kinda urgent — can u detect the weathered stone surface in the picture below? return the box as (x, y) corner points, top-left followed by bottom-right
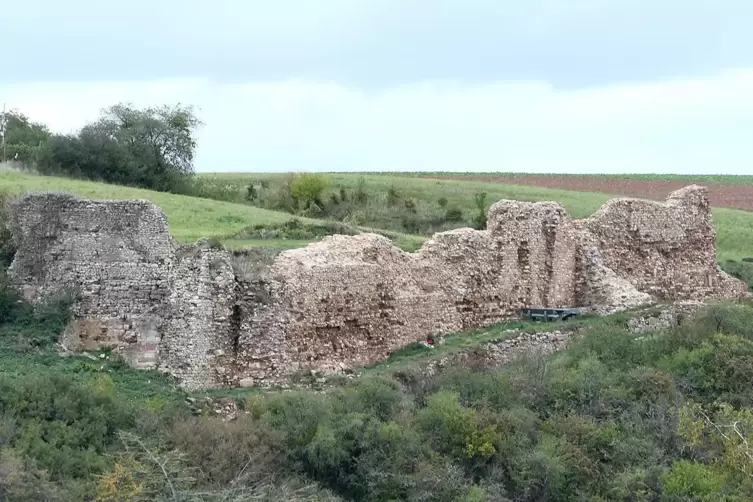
(7, 185), (748, 389)
(577, 185), (744, 302)
(626, 300), (707, 334)
(159, 239), (238, 389)
(7, 192), (175, 369)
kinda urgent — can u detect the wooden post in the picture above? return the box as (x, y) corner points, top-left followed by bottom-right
(1, 103), (6, 163)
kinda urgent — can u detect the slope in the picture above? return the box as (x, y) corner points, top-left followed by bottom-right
(0, 170), (424, 251)
(205, 172), (753, 262)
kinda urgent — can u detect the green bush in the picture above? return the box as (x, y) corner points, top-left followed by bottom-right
(0, 191), (16, 268)
(720, 259), (753, 291)
(0, 374), (133, 481)
(661, 461), (729, 501)
(444, 206), (464, 222)
(472, 191), (488, 229)
(291, 173), (330, 210)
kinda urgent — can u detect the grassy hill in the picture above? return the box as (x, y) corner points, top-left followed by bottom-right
(2, 169), (751, 263)
(0, 170), (424, 251)
(201, 172), (753, 262)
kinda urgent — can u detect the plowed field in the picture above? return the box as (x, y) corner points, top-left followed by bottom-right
(421, 174), (753, 211)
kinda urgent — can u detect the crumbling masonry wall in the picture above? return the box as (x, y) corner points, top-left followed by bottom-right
(7, 186), (748, 389)
(7, 193), (175, 368)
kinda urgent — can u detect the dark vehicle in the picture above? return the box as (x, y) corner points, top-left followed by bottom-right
(520, 307), (582, 322)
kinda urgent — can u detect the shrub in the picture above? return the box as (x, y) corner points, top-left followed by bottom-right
(472, 191), (488, 229)
(387, 185), (401, 206)
(720, 259), (753, 291)
(444, 207), (464, 222)
(404, 199), (417, 213)
(401, 216), (420, 234)
(245, 183), (258, 202)
(660, 460), (728, 501)
(291, 173), (330, 210)
(355, 177), (368, 204)
(0, 374), (133, 481)
(0, 191), (16, 268)
(171, 415), (275, 487)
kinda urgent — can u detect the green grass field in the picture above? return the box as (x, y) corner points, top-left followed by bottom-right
(348, 171), (753, 185)
(205, 172), (753, 262)
(0, 171), (310, 243)
(0, 170), (427, 252)
(2, 170), (751, 262)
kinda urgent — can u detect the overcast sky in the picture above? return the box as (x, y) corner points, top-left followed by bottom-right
(3, 0), (753, 173)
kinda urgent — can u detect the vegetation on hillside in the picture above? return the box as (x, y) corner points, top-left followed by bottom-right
(2, 103), (202, 193)
(3, 182), (753, 500)
(193, 173), (753, 269)
(3, 243), (753, 500)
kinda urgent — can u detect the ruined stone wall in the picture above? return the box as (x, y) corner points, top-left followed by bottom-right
(232, 200), (579, 386)
(7, 192), (175, 368)
(158, 240), (239, 389)
(577, 185), (746, 303)
(7, 185), (748, 390)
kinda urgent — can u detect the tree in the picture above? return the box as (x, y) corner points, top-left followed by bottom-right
(78, 102), (203, 191)
(29, 102), (203, 192)
(472, 192), (488, 230)
(290, 173), (330, 210)
(0, 109), (51, 164)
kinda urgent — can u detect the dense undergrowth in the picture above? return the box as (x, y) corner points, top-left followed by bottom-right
(190, 173), (491, 237)
(3, 252), (753, 501)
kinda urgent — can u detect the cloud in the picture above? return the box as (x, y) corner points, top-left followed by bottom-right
(3, 0), (753, 87)
(2, 69), (753, 174)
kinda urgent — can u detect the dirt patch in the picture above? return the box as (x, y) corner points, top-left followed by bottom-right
(422, 175), (753, 211)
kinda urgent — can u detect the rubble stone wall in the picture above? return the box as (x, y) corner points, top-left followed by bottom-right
(579, 186), (742, 301)
(6, 186), (748, 389)
(159, 242), (239, 389)
(7, 193), (175, 368)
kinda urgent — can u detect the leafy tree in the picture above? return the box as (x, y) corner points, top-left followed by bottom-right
(82, 103), (202, 191)
(0, 109), (51, 164)
(472, 191), (488, 230)
(28, 102), (203, 192)
(290, 173), (330, 210)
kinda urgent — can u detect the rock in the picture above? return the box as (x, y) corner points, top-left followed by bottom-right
(238, 378), (255, 388)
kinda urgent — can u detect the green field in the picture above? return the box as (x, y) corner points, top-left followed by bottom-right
(0, 171), (431, 252)
(0, 171), (308, 242)
(2, 170), (751, 262)
(347, 171), (753, 185)
(203, 172), (753, 262)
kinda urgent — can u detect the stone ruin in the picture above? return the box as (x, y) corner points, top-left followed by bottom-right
(5, 186), (748, 389)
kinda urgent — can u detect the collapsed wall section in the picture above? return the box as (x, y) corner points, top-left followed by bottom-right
(578, 185), (747, 302)
(7, 192), (175, 368)
(233, 199), (581, 382)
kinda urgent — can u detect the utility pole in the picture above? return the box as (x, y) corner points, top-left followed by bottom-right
(0, 103), (6, 163)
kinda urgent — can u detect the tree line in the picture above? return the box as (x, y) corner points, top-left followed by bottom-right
(1, 103), (202, 193)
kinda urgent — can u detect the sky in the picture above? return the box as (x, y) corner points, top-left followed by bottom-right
(3, 0), (753, 174)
